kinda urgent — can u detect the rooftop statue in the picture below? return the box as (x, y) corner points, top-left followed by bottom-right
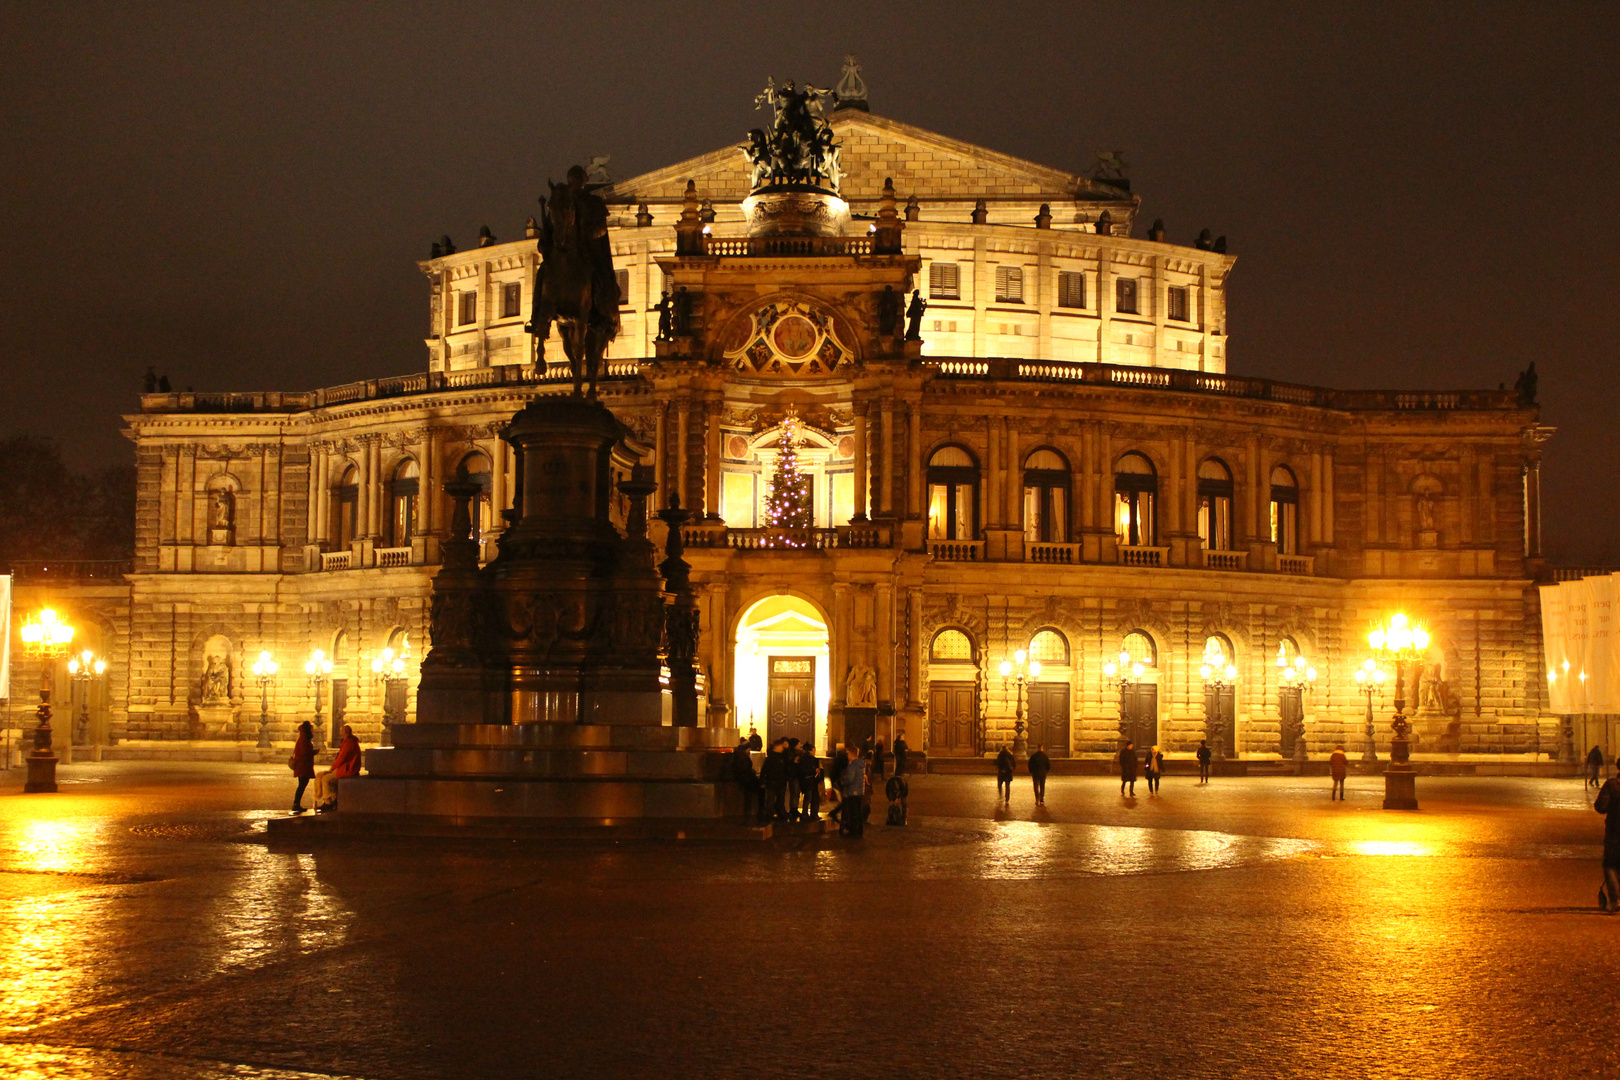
(834, 54), (868, 111)
(527, 165), (621, 398)
(745, 77), (842, 191)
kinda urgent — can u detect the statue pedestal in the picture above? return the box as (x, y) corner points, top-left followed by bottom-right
(272, 395), (749, 839)
(1382, 766), (1419, 809)
(194, 704), (236, 740)
(843, 707), (876, 751)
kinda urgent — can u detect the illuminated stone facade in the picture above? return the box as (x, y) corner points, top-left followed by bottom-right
(6, 108), (1559, 761)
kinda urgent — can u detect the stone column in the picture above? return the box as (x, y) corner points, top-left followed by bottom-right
(422, 429), (441, 536)
(906, 400), (922, 518)
(987, 414), (1002, 529)
(1005, 417), (1019, 528)
(1322, 446), (1335, 544)
(851, 406), (868, 521)
(311, 446), (328, 543)
(653, 401), (667, 498)
(1524, 441), (1544, 558)
(1097, 248), (1113, 366)
(675, 397), (689, 510)
(490, 438), (508, 537)
(866, 398), (882, 518)
(880, 398), (894, 516)
(688, 399), (708, 518)
(705, 581), (730, 726)
(705, 398), (723, 521)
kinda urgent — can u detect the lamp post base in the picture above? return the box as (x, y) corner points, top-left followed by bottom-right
(24, 749), (58, 793)
(1382, 766), (1418, 809)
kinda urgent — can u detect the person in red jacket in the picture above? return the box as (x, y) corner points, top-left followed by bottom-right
(316, 725), (362, 813)
(290, 721), (316, 813)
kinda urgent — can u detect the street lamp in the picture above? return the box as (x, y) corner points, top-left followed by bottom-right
(252, 650), (278, 748)
(305, 648), (333, 741)
(1278, 652), (1318, 764)
(20, 608), (74, 793)
(1200, 652), (1239, 762)
(65, 649), (107, 746)
(1367, 612), (1430, 809)
(370, 646), (409, 746)
(1352, 658), (1388, 762)
(1104, 649), (1148, 750)
(998, 649), (1042, 756)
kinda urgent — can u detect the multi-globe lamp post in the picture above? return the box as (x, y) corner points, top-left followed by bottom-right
(1199, 651), (1239, 762)
(371, 646), (409, 746)
(66, 649), (107, 747)
(1352, 658), (1389, 761)
(1278, 652), (1318, 763)
(998, 649), (1041, 756)
(252, 650), (278, 748)
(1367, 612), (1429, 810)
(305, 649), (334, 741)
(19, 607), (74, 793)
(1104, 649), (1147, 749)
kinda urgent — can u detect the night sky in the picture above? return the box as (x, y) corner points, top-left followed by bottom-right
(3, 3), (1615, 560)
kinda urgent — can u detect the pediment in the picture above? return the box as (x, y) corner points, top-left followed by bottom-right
(602, 112), (1129, 206)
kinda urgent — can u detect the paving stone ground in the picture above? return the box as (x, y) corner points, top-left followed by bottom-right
(1, 761), (1616, 1080)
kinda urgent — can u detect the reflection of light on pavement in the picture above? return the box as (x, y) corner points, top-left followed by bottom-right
(200, 834), (355, 976)
(982, 820), (1058, 879)
(16, 820), (88, 874)
(1353, 840), (1431, 857)
(0, 896), (72, 1035)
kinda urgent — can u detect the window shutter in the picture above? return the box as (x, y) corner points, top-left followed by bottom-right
(615, 269), (630, 305)
(929, 262), (960, 299)
(995, 266), (1023, 303)
(1058, 271), (1085, 309)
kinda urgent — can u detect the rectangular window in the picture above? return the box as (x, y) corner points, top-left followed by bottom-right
(1115, 277), (1138, 315)
(1058, 271), (1086, 309)
(1168, 285), (1188, 322)
(501, 281), (521, 318)
(929, 262), (960, 300)
(458, 290), (477, 325)
(995, 266), (1024, 303)
(615, 268), (630, 306)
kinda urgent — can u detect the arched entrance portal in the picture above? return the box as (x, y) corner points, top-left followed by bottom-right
(734, 595), (830, 749)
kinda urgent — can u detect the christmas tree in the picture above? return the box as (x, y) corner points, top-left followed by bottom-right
(763, 408), (811, 546)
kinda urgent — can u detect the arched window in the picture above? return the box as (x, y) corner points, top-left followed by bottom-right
(1028, 628), (1070, 666)
(389, 459), (419, 547)
(930, 627), (976, 663)
(927, 446), (979, 542)
(331, 465), (359, 549)
(1022, 448), (1070, 544)
(456, 451), (493, 540)
(1197, 458), (1234, 551)
(1114, 453), (1157, 547)
(1121, 630), (1157, 668)
(1270, 465), (1299, 555)
(1203, 634), (1234, 668)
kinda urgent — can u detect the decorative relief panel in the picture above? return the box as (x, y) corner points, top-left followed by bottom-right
(722, 298), (853, 378)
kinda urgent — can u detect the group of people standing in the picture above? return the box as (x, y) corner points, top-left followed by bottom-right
(731, 734), (910, 837)
(289, 721), (361, 813)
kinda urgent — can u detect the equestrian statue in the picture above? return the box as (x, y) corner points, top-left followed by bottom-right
(527, 165), (621, 397)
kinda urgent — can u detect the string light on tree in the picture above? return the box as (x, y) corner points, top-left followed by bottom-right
(763, 406), (811, 547)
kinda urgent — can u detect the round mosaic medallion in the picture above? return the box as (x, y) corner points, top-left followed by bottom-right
(722, 315), (755, 353)
(772, 315), (819, 358)
(836, 435), (855, 459)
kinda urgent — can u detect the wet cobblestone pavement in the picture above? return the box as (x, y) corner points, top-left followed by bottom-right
(2, 762), (1616, 1079)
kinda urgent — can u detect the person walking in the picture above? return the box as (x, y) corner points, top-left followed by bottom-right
(995, 745), (1016, 802)
(1119, 741), (1138, 797)
(1587, 745), (1605, 790)
(1142, 744), (1161, 795)
(314, 724), (362, 812)
(872, 738), (887, 782)
(1329, 745), (1349, 800)
(762, 739), (790, 821)
(1028, 745), (1051, 806)
(732, 739), (765, 822)
(1595, 769), (1620, 912)
(798, 742), (822, 821)
(829, 743), (850, 829)
(893, 732), (909, 778)
(1196, 739), (1212, 785)
(784, 737), (802, 819)
(841, 744), (869, 838)
(289, 721), (317, 813)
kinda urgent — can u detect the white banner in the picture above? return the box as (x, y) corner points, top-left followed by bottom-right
(1589, 575), (1620, 712)
(1540, 581), (1570, 712)
(1540, 575), (1620, 713)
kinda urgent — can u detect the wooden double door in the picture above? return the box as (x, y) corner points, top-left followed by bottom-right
(929, 681), (979, 756)
(1121, 684), (1158, 749)
(1204, 685), (1235, 751)
(1025, 683), (1070, 756)
(1278, 687), (1304, 756)
(767, 656), (816, 747)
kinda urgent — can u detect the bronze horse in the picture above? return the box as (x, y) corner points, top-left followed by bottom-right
(528, 170), (620, 397)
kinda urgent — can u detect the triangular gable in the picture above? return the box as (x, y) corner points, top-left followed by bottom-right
(602, 112), (1125, 205)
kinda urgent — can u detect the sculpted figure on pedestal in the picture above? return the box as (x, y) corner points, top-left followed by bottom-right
(528, 165), (621, 398)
